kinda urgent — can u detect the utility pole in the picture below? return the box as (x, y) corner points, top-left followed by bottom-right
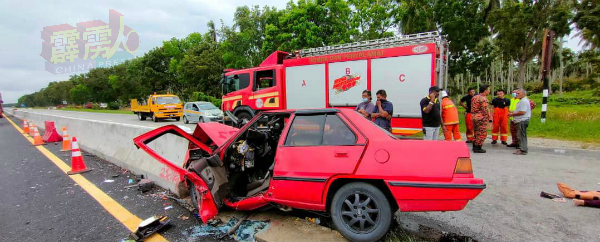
(540, 29), (555, 123)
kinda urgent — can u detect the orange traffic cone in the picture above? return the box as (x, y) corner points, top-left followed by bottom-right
(29, 123), (35, 137)
(67, 137), (91, 175)
(22, 120), (30, 134)
(32, 126), (45, 146)
(60, 127), (71, 151)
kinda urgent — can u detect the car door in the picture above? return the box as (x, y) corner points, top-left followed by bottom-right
(133, 125), (221, 223)
(270, 112), (366, 206)
(191, 104), (201, 122)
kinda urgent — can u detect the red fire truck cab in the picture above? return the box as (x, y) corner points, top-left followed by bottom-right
(221, 31), (448, 135)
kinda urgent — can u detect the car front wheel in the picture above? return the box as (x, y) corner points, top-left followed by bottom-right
(183, 115), (189, 124)
(331, 182), (392, 242)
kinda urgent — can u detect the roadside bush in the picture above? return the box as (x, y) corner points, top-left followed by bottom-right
(91, 103), (100, 109)
(189, 92), (222, 108)
(107, 102), (120, 110)
(524, 82), (543, 93)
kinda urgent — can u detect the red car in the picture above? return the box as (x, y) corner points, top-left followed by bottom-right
(134, 108), (485, 242)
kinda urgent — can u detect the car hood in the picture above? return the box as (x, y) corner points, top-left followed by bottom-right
(192, 122), (239, 148)
(204, 109), (222, 116)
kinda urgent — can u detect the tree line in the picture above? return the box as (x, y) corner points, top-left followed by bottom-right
(19, 0), (600, 107)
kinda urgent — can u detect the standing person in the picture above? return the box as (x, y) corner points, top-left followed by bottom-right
(370, 89), (393, 132)
(460, 88), (476, 143)
(471, 85), (491, 153)
(491, 90), (511, 145)
(507, 89), (520, 147)
(508, 89), (531, 155)
(440, 90), (462, 141)
(420, 86), (441, 140)
(356, 90), (375, 118)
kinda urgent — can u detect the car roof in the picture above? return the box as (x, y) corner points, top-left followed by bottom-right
(184, 101), (212, 105)
(264, 108), (339, 114)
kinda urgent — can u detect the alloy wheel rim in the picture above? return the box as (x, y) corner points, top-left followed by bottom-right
(340, 192), (380, 234)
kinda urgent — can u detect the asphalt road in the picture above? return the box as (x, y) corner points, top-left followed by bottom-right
(0, 116), (224, 242)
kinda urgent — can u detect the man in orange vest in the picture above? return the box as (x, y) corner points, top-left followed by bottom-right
(491, 89), (510, 145)
(441, 90), (462, 141)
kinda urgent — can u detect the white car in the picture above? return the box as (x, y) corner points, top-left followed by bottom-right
(182, 101), (224, 123)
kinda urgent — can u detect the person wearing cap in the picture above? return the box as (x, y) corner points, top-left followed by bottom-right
(440, 90), (462, 141)
(420, 86), (442, 140)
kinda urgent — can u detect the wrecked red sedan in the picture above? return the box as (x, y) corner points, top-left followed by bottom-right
(134, 108), (485, 242)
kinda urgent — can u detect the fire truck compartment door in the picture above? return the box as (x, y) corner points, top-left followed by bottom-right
(285, 64), (326, 109)
(328, 60), (368, 106)
(371, 54), (433, 118)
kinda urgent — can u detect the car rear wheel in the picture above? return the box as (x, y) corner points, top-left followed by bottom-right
(331, 182), (392, 242)
(183, 115), (189, 124)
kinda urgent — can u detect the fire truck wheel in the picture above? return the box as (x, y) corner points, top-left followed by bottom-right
(236, 112), (252, 126)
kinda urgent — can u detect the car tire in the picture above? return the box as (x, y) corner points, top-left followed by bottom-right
(183, 116), (189, 124)
(199, 117), (204, 123)
(235, 112), (252, 127)
(138, 112), (146, 121)
(331, 182), (392, 242)
(189, 182), (202, 212)
(175, 117), (181, 122)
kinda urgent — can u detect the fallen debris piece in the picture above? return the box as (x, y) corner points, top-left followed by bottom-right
(111, 174), (120, 178)
(178, 215), (189, 220)
(137, 179), (154, 193)
(220, 214), (250, 239)
(183, 216), (269, 242)
(540, 191), (561, 199)
(128, 179), (135, 184)
(103, 179), (115, 183)
(164, 206), (173, 210)
(129, 215), (170, 241)
(305, 217), (321, 225)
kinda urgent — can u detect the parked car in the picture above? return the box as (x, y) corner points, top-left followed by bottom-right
(133, 108), (485, 242)
(182, 101), (224, 124)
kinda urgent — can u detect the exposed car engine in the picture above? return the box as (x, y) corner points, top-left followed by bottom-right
(226, 114), (287, 198)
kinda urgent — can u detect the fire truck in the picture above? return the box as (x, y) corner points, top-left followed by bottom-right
(221, 31), (448, 135)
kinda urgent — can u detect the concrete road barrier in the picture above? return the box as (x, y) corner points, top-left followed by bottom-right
(7, 109), (189, 195)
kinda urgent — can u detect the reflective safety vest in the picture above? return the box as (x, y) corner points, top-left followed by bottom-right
(509, 98), (520, 121)
(441, 97), (459, 125)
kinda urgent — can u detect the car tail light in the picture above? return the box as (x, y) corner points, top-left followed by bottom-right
(454, 158), (473, 174)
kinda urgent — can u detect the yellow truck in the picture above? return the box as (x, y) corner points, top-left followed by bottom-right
(131, 93), (183, 122)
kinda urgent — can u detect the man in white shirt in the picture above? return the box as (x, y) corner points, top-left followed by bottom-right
(508, 89), (531, 155)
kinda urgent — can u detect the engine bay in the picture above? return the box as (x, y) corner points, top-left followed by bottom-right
(224, 113), (289, 200)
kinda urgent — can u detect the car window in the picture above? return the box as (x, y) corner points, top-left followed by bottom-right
(285, 115), (325, 146)
(224, 73), (250, 94)
(197, 103), (217, 110)
(254, 69), (276, 90)
(192, 104), (199, 111)
(323, 115), (356, 145)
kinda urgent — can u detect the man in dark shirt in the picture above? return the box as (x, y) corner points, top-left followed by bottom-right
(370, 89), (393, 132)
(420, 86), (441, 140)
(491, 89), (511, 145)
(460, 88), (476, 142)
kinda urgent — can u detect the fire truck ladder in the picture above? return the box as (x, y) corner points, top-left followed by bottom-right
(298, 31), (442, 57)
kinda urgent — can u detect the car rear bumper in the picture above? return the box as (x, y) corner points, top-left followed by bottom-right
(386, 178), (485, 212)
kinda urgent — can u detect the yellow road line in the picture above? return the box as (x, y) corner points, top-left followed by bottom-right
(4, 116), (167, 242)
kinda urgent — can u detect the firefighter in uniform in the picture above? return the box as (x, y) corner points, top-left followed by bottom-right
(460, 88), (476, 143)
(491, 89), (510, 145)
(471, 85), (491, 153)
(440, 91), (462, 141)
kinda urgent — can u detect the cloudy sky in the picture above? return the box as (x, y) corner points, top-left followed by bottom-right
(0, 0), (586, 103)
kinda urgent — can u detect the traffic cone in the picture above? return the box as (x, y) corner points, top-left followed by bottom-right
(67, 137), (92, 175)
(60, 127), (71, 151)
(29, 123), (35, 137)
(22, 120), (30, 134)
(32, 126), (45, 146)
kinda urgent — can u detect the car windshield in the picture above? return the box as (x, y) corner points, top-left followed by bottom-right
(156, 96), (181, 105)
(197, 103), (218, 110)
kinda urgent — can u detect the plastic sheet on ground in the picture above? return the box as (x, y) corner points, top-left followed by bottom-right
(183, 217), (269, 242)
